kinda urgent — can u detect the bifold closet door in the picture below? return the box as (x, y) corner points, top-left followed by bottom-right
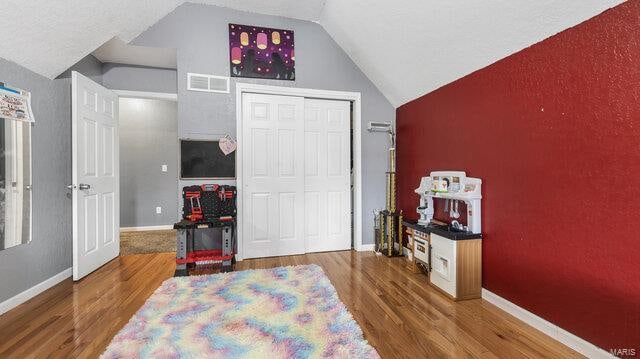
(242, 94), (351, 259)
(303, 99), (351, 253)
(242, 93), (306, 259)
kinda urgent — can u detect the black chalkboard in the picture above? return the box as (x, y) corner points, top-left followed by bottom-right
(180, 140), (235, 179)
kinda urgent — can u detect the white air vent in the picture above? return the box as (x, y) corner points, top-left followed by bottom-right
(187, 73), (230, 93)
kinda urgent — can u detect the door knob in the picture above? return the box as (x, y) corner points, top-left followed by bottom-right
(66, 184), (76, 189)
(78, 183), (91, 190)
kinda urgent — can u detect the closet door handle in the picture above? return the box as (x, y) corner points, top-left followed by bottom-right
(78, 184), (91, 190)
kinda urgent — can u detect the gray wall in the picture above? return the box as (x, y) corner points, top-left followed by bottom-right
(57, 55), (103, 84)
(131, 3), (396, 245)
(0, 57), (100, 303)
(102, 63), (177, 93)
(119, 98), (178, 227)
(0, 4), (396, 303)
(100, 64), (179, 228)
(0, 55), (180, 301)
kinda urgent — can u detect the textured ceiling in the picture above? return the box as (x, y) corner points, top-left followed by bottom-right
(92, 38), (177, 69)
(319, 0), (626, 106)
(0, 0), (181, 79)
(0, 0), (325, 80)
(196, 0), (327, 22)
(0, 0), (626, 106)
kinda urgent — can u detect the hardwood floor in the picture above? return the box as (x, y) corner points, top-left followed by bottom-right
(0, 251), (581, 358)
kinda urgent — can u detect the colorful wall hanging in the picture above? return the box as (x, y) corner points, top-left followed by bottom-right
(229, 24), (295, 81)
(0, 82), (34, 123)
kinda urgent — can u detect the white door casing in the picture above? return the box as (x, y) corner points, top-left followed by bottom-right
(304, 99), (351, 253)
(236, 83), (363, 260)
(3, 119), (28, 247)
(242, 93), (305, 259)
(71, 71), (120, 281)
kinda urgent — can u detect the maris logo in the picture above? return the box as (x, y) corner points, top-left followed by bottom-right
(609, 348), (636, 357)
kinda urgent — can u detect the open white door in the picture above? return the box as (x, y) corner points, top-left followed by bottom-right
(71, 71), (119, 281)
(242, 93), (305, 259)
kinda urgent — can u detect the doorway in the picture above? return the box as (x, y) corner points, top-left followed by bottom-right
(116, 91), (179, 255)
(236, 84), (363, 260)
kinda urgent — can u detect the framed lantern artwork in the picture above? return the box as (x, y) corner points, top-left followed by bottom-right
(229, 24), (295, 80)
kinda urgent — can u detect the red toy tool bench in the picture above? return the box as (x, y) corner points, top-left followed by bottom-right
(174, 185), (237, 276)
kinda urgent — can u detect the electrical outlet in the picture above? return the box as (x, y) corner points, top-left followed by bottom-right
(161, 165), (168, 172)
(156, 207), (162, 214)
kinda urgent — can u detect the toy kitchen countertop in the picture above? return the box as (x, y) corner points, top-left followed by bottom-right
(403, 220), (482, 241)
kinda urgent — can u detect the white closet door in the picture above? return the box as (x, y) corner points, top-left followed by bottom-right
(304, 99), (351, 253)
(242, 93), (305, 259)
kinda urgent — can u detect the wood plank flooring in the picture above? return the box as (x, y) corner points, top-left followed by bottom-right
(0, 251), (582, 358)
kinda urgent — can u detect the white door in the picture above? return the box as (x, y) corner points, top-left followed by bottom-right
(71, 71), (119, 280)
(303, 99), (351, 252)
(242, 93), (305, 259)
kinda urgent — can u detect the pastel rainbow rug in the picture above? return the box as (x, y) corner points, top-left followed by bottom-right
(102, 265), (379, 358)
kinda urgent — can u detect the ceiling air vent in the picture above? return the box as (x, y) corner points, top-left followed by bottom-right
(187, 73), (230, 93)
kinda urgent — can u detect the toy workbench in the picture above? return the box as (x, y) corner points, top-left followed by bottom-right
(174, 185), (237, 276)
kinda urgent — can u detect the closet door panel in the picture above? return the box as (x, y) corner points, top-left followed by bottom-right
(304, 99), (351, 253)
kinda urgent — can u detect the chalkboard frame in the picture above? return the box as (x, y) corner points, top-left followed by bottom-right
(179, 139), (236, 179)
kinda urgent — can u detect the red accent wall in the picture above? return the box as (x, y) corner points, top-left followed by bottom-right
(397, 1), (640, 351)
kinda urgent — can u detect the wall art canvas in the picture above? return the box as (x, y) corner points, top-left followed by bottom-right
(229, 24), (295, 80)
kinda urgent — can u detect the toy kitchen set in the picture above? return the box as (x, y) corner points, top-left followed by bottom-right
(403, 171), (483, 301)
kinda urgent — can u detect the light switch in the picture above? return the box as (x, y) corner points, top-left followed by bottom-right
(156, 207), (162, 214)
(161, 165), (168, 172)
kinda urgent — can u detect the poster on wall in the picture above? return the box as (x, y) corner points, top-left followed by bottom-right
(0, 82), (34, 123)
(229, 24), (295, 81)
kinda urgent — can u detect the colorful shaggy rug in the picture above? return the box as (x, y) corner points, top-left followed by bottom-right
(102, 265), (379, 359)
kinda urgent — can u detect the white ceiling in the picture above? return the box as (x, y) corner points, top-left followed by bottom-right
(0, 0), (625, 106)
(194, 0), (327, 22)
(319, 0), (626, 106)
(0, 0), (182, 80)
(0, 0), (325, 80)
(92, 38), (177, 69)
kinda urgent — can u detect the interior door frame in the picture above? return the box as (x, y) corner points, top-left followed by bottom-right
(113, 90), (178, 102)
(235, 83), (364, 260)
(3, 119), (33, 248)
(112, 89), (179, 225)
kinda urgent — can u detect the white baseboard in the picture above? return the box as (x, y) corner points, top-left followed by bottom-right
(0, 268), (72, 316)
(481, 289), (614, 359)
(120, 225), (174, 232)
(356, 244), (375, 252)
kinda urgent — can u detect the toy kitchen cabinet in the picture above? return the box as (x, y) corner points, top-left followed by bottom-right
(430, 233), (482, 301)
(404, 220), (482, 301)
(407, 171), (483, 301)
(405, 225), (430, 274)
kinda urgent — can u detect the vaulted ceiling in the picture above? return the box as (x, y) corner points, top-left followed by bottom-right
(320, 0), (626, 105)
(0, 0), (325, 81)
(0, 0), (625, 106)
